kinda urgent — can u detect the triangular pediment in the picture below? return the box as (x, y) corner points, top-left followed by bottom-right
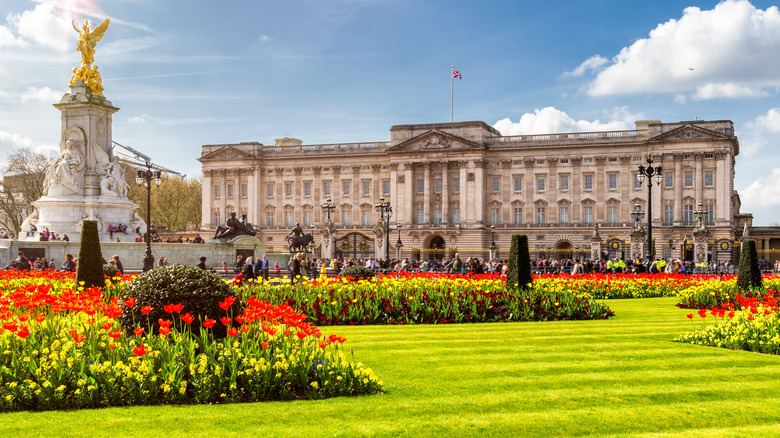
(200, 145), (253, 160)
(386, 129), (484, 152)
(649, 124), (730, 142)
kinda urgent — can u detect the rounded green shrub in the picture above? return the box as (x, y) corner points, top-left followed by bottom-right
(119, 264), (243, 338)
(103, 264), (120, 279)
(338, 265), (376, 280)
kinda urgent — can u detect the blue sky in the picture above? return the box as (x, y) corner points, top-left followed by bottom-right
(2, 0), (780, 224)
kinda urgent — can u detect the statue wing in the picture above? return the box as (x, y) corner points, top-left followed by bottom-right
(91, 142), (111, 171)
(87, 18), (110, 46)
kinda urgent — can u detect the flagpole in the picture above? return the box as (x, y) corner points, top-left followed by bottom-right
(451, 65), (454, 123)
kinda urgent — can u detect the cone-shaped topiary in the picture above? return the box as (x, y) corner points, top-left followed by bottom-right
(737, 239), (762, 290)
(507, 234), (533, 290)
(76, 220), (106, 289)
(119, 264), (243, 338)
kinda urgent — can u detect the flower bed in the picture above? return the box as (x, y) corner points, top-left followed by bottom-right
(533, 273), (710, 299)
(676, 289), (780, 354)
(239, 272), (615, 325)
(676, 275), (780, 309)
(0, 273), (381, 412)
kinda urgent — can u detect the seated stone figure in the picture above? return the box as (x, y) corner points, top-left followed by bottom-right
(214, 212), (257, 240)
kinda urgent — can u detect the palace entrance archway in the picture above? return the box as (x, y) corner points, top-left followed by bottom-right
(427, 235), (446, 260)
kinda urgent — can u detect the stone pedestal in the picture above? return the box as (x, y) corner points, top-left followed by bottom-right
(22, 80), (144, 242)
(630, 228), (646, 262)
(694, 231), (711, 264)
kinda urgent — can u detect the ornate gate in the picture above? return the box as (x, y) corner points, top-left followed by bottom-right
(334, 231), (372, 260)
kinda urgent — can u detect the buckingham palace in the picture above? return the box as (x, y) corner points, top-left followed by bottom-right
(199, 119), (753, 262)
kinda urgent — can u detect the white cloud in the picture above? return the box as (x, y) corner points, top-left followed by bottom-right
(740, 168), (780, 208)
(8, 3), (73, 51)
(493, 106), (641, 136)
(584, 0), (780, 99)
(751, 108), (780, 132)
(128, 114), (149, 123)
(20, 86), (63, 103)
(0, 25), (24, 47)
(562, 55), (608, 77)
(259, 34), (272, 43)
(0, 130), (34, 149)
(693, 83), (767, 100)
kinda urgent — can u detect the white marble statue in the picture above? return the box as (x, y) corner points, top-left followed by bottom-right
(100, 159), (127, 197)
(45, 139), (84, 194)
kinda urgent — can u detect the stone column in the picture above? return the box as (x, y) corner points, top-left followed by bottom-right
(459, 160), (468, 224)
(423, 161), (431, 224)
(695, 153), (703, 205)
(202, 170), (212, 227)
(674, 154), (682, 223)
(594, 157), (606, 221)
(474, 159), (485, 225)
(405, 163), (414, 225)
(441, 161), (449, 224)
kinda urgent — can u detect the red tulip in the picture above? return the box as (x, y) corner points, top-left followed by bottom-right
(132, 345), (147, 356)
(227, 327), (238, 337)
(109, 330), (122, 339)
(202, 319), (216, 328)
(219, 296), (236, 310)
(16, 325), (30, 338)
(141, 305), (153, 314)
(261, 341), (269, 348)
(181, 312), (195, 324)
(124, 297), (137, 307)
(133, 327), (145, 336)
(221, 316), (231, 326)
(159, 326), (171, 336)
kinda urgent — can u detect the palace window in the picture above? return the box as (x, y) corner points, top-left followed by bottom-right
(513, 207), (523, 224)
(285, 183), (292, 197)
(560, 207), (569, 224)
(492, 177), (500, 192)
(285, 211), (292, 227)
(664, 172), (674, 188)
(363, 180), (370, 196)
(583, 206), (593, 224)
(342, 181), (350, 196)
(452, 208), (460, 224)
(560, 175), (569, 191)
(664, 205), (674, 222)
(608, 174), (617, 190)
(434, 209), (443, 224)
(514, 176), (522, 192)
(453, 177), (460, 193)
(684, 171), (693, 188)
(704, 203), (714, 222)
(583, 174), (593, 191)
(536, 207), (546, 224)
(417, 178), (424, 194)
(323, 182), (331, 197)
(607, 206), (618, 223)
(304, 211), (312, 226)
(214, 185), (221, 199)
(683, 203), (694, 223)
(416, 208), (424, 224)
(266, 212), (274, 226)
(537, 176), (545, 192)
(382, 180), (390, 195)
(214, 211), (221, 226)
(491, 208), (499, 225)
(342, 210), (351, 226)
(704, 171), (714, 187)
(362, 210), (371, 225)
(267, 183), (273, 197)
(241, 184), (247, 198)
(634, 173), (642, 189)
(304, 182), (311, 197)
(435, 178), (443, 194)
(227, 184), (234, 198)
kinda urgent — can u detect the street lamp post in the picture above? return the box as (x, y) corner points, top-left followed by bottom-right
(135, 161), (162, 272)
(489, 225), (496, 260)
(374, 196), (392, 266)
(636, 155), (662, 266)
(396, 224), (403, 262)
(321, 196), (335, 224)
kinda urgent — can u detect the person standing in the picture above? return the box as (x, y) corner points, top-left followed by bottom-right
(445, 253), (463, 275)
(61, 253), (76, 272)
(197, 256), (207, 270)
(111, 255), (123, 275)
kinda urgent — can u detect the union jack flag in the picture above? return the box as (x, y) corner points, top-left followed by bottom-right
(451, 66), (462, 79)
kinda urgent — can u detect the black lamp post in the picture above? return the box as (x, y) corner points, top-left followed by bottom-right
(636, 155), (662, 266)
(693, 201), (705, 226)
(321, 196), (335, 224)
(396, 223), (403, 258)
(135, 161), (162, 272)
(374, 196), (392, 265)
(489, 225), (496, 259)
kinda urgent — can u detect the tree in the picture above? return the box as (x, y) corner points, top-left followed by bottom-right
(506, 234), (533, 290)
(737, 239), (762, 291)
(0, 148), (55, 236)
(76, 220), (106, 289)
(126, 173), (202, 231)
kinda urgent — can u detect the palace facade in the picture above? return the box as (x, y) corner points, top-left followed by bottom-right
(199, 119), (752, 262)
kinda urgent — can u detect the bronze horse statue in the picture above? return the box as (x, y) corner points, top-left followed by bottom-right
(288, 233), (314, 252)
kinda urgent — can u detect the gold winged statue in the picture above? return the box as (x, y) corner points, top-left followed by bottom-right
(70, 18), (110, 96)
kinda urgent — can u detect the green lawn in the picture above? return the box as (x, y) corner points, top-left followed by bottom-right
(2, 297), (780, 437)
